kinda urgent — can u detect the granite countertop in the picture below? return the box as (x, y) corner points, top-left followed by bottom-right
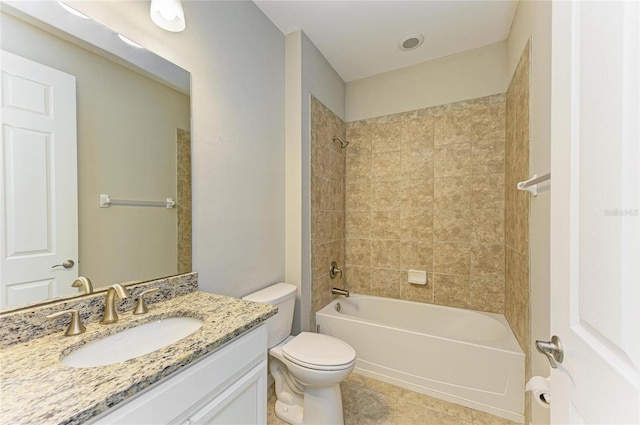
(0, 291), (277, 425)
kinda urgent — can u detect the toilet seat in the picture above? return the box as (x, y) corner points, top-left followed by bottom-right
(281, 332), (356, 371)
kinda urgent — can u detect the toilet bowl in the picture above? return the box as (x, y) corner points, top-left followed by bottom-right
(243, 283), (356, 425)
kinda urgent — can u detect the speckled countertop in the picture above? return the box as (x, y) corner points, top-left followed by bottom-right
(0, 291), (276, 425)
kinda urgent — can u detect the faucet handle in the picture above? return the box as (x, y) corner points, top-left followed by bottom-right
(329, 262), (343, 279)
(134, 288), (159, 315)
(46, 309), (86, 336)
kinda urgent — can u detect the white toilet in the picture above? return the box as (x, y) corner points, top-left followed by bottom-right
(243, 283), (356, 425)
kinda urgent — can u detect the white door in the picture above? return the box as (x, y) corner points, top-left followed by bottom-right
(550, 1), (640, 423)
(0, 50), (78, 308)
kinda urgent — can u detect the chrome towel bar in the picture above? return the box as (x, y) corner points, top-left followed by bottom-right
(99, 194), (176, 208)
(517, 173), (551, 196)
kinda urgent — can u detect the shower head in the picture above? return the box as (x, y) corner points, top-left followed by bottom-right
(333, 137), (349, 148)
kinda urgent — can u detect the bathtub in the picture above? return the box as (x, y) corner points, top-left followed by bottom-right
(316, 294), (524, 423)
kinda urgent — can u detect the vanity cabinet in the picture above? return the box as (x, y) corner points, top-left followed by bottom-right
(88, 325), (267, 425)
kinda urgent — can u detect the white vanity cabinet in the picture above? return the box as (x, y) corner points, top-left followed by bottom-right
(88, 325), (267, 425)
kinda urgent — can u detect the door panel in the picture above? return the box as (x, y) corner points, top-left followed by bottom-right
(550, 1), (640, 423)
(0, 50), (78, 308)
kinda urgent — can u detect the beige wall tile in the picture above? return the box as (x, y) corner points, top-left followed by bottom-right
(507, 248), (529, 298)
(471, 244), (505, 277)
(471, 103), (506, 143)
(401, 240), (433, 271)
(177, 129), (192, 274)
(512, 188), (530, 254)
(434, 176), (471, 209)
(402, 116), (434, 150)
(312, 143), (332, 179)
(434, 143), (471, 177)
(360, 122), (379, 143)
(400, 280), (434, 303)
(371, 211), (402, 239)
(313, 210), (331, 244)
(433, 242), (470, 275)
(504, 42), (531, 355)
(330, 210), (345, 242)
(471, 208), (505, 244)
(505, 285), (529, 353)
(400, 179), (434, 210)
(345, 183), (370, 211)
(434, 274), (470, 308)
(311, 175), (330, 212)
(399, 209), (433, 240)
(371, 240), (402, 269)
(345, 153), (371, 183)
(345, 239), (371, 266)
(372, 181), (402, 210)
(372, 122), (402, 153)
(345, 211), (371, 239)
(328, 149), (345, 183)
(401, 147), (434, 179)
(473, 137), (505, 151)
(328, 177), (345, 211)
(344, 94), (509, 315)
(433, 209), (471, 242)
(434, 110), (471, 146)
(346, 266), (371, 294)
(471, 174), (505, 209)
(371, 268), (401, 298)
(312, 242), (329, 280)
(471, 144), (505, 176)
(311, 96), (346, 330)
(470, 276), (505, 313)
(371, 151), (402, 182)
(346, 129), (371, 182)
(346, 128), (371, 156)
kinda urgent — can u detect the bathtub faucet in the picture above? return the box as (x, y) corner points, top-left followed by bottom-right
(331, 287), (350, 297)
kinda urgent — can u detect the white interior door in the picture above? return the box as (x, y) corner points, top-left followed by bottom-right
(550, 1), (639, 423)
(0, 50), (78, 308)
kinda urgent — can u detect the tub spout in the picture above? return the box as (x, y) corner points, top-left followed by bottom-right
(332, 287), (349, 297)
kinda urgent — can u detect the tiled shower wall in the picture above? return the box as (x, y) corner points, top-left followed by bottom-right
(505, 41), (531, 418)
(344, 95), (507, 313)
(310, 97), (346, 328)
(177, 128), (192, 274)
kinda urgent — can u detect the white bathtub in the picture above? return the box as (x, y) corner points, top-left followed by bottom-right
(316, 294), (524, 423)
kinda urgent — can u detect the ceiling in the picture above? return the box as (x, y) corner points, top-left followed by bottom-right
(254, 1), (519, 82)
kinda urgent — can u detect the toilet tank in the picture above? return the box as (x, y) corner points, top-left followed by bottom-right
(242, 283), (297, 348)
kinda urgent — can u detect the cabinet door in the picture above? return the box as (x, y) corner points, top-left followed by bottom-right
(188, 362), (267, 425)
(88, 326), (267, 425)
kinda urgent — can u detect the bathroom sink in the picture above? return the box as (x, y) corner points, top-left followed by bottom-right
(62, 317), (203, 368)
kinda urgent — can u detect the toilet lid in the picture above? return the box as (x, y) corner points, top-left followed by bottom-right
(281, 332), (356, 370)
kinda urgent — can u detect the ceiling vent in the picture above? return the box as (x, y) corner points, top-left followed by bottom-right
(398, 34), (424, 51)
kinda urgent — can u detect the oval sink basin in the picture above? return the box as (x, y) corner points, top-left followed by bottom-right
(62, 317), (203, 368)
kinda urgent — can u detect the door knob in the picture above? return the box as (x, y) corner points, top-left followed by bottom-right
(51, 259), (75, 269)
(535, 335), (564, 368)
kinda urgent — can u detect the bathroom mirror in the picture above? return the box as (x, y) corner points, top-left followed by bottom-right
(0, 2), (191, 311)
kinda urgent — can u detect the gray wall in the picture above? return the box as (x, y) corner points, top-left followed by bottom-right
(285, 30), (345, 333)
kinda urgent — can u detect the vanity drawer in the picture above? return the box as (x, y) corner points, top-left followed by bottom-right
(88, 324), (267, 425)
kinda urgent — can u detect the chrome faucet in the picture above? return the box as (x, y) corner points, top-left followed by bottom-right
(71, 276), (94, 294)
(101, 284), (130, 324)
(331, 287), (350, 297)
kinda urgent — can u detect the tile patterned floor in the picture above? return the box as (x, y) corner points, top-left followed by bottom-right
(267, 373), (520, 425)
